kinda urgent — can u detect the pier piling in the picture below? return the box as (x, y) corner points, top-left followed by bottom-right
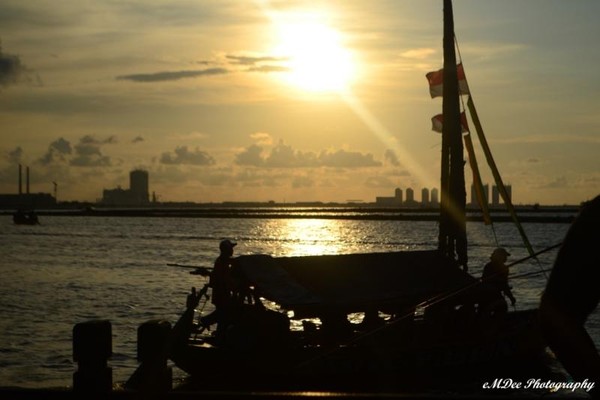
(72, 319), (113, 394)
(126, 320), (173, 394)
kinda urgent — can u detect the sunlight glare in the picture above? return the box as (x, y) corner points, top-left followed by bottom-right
(282, 219), (344, 256)
(272, 14), (356, 93)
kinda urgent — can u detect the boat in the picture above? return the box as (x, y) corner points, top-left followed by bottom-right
(13, 210), (40, 225)
(169, 1), (549, 392)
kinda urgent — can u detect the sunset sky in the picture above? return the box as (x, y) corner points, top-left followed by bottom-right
(1, 1), (598, 205)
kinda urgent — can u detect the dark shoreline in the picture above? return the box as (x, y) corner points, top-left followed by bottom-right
(2, 206), (578, 223)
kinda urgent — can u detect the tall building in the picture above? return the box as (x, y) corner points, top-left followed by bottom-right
(492, 184), (512, 206)
(130, 170), (149, 204)
(405, 187), (415, 205)
(394, 188), (403, 204)
(430, 188), (439, 206)
(470, 183), (489, 207)
(421, 188), (430, 206)
(102, 169), (150, 206)
(375, 187), (402, 206)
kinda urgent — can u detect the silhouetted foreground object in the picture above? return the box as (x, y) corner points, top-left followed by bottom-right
(126, 320), (172, 394)
(167, 0), (550, 392)
(72, 320), (112, 393)
(540, 195), (600, 398)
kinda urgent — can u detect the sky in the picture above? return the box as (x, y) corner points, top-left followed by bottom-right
(1, 1), (599, 205)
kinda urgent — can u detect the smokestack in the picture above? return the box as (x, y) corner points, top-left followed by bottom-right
(18, 164), (22, 195)
(26, 166), (30, 194)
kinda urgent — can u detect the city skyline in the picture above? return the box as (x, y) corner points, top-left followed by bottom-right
(1, 2), (599, 205)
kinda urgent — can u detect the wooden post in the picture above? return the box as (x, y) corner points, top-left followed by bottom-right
(126, 320), (172, 394)
(73, 320), (112, 393)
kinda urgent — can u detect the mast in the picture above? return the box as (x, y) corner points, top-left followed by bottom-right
(439, 0), (467, 268)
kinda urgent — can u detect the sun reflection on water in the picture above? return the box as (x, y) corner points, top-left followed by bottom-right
(279, 219), (345, 256)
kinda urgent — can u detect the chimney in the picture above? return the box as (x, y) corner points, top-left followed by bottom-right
(26, 166), (30, 194)
(18, 164), (22, 195)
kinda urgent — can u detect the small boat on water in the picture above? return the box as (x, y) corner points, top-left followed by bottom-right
(169, 1), (551, 392)
(13, 210), (39, 225)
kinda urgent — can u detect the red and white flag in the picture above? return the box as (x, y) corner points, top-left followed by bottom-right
(431, 112), (469, 133)
(426, 63), (469, 98)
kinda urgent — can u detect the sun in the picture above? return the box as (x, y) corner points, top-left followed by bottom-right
(273, 16), (356, 93)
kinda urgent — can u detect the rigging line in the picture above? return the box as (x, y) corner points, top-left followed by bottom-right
(456, 34), (547, 280)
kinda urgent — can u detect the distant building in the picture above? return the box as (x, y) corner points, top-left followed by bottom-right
(430, 188), (439, 207)
(470, 183), (489, 207)
(375, 187), (402, 206)
(130, 170), (149, 204)
(421, 188), (430, 206)
(0, 164), (56, 209)
(375, 186), (439, 208)
(404, 188), (417, 206)
(492, 184), (512, 206)
(102, 169), (150, 206)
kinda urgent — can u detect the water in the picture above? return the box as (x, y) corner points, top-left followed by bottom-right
(0, 213), (593, 390)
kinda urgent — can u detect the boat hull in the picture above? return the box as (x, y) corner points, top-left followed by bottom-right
(170, 305), (545, 391)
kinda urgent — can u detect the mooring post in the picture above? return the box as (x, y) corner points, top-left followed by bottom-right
(126, 320), (172, 394)
(72, 319), (112, 394)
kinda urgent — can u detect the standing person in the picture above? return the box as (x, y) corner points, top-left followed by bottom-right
(540, 195), (600, 398)
(480, 248), (516, 315)
(200, 239), (237, 336)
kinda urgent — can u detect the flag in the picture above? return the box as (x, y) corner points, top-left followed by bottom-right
(426, 63), (469, 98)
(431, 112), (469, 133)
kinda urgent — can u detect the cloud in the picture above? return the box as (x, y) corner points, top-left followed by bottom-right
(540, 176), (569, 189)
(226, 54), (289, 73)
(384, 149), (400, 166)
(7, 147), (23, 164)
(247, 65), (289, 73)
(160, 146), (215, 165)
(39, 137), (72, 165)
(71, 135), (113, 167)
(401, 48), (436, 60)
(318, 149), (381, 168)
(250, 132), (273, 146)
(292, 175), (314, 189)
(0, 42), (32, 88)
(226, 55), (287, 66)
(37, 136), (115, 167)
(235, 141), (382, 169)
(116, 67), (228, 82)
(235, 144), (264, 167)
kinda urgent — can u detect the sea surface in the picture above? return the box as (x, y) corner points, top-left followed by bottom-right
(0, 211), (597, 392)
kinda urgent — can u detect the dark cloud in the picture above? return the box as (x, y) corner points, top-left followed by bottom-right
(540, 176), (568, 189)
(226, 55), (287, 66)
(37, 136), (115, 167)
(235, 144), (264, 167)
(160, 146), (215, 165)
(8, 147), (23, 164)
(226, 55), (289, 74)
(318, 149), (381, 168)
(70, 154), (111, 167)
(132, 136), (144, 143)
(384, 149), (400, 166)
(0, 42), (31, 88)
(235, 141), (382, 169)
(116, 68), (228, 83)
(71, 136), (112, 167)
(39, 138), (72, 165)
(247, 65), (289, 73)
(292, 176), (314, 189)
